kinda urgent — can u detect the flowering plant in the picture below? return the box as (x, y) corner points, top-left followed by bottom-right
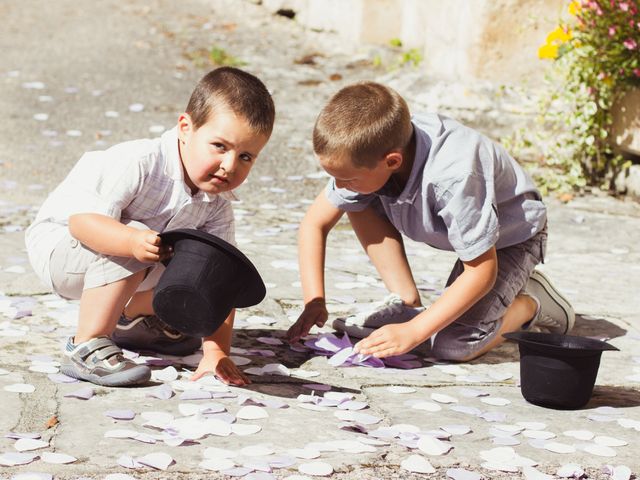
(534, 0), (639, 190)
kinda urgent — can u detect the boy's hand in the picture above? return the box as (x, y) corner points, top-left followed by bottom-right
(128, 229), (172, 263)
(354, 321), (426, 359)
(286, 298), (328, 344)
(190, 350), (250, 386)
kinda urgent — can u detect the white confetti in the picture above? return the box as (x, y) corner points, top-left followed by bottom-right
(583, 443), (617, 457)
(522, 466), (554, 480)
(387, 385), (416, 394)
(135, 452), (173, 470)
(556, 463), (584, 478)
(40, 451), (77, 464)
(14, 438), (48, 451)
(298, 461), (333, 476)
(231, 424), (262, 436)
(417, 435), (453, 456)
(446, 468), (482, 480)
(522, 430), (555, 440)
(401, 454), (435, 473)
(289, 448), (321, 459)
(199, 458), (236, 471)
(152, 366), (179, 382)
(594, 435), (627, 447)
(431, 393), (457, 404)
(544, 441), (576, 454)
(129, 103), (144, 112)
(410, 400), (442, 412)
(441, 424), (472, 435)
(563, 429), (594, 440)
(237, 406), (269, 420)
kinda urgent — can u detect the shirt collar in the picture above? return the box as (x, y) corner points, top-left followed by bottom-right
(161, 126), (238, 202)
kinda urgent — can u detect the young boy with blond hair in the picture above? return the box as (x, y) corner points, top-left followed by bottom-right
(286, 81), (574, 362)
(26, 67), (275, 386)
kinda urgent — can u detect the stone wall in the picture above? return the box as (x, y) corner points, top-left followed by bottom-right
(260, 0), (566, 85)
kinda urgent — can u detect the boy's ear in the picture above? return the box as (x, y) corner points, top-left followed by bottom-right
(384, 151), (403, 171)
(177, 113), (194, 143)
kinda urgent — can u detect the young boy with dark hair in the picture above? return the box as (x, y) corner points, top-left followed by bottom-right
(26, 67), (275, 386)
(286, 81), (574, 362)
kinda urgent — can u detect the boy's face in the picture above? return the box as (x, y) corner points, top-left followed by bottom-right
(178, 108), (269, 195)
(319, 154), (396, 194)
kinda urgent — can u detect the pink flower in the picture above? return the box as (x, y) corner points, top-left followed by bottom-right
(623, 38), (638, 49)
(634, 68), (640, 78)
(619, 1), (629, 11)
(609, 26), (617, 36)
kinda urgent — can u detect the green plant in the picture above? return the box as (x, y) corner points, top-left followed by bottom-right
(208, 46), (246, 67)
(372, 38), (424, 71)
(533, 0), (639, 191)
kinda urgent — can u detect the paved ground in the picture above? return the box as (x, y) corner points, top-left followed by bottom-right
(1, 1), (640, 479)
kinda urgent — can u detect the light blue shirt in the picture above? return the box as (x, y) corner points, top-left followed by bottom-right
(325, 113), (547, 261)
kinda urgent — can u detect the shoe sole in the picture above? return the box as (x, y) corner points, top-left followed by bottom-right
(60, 363), (151, 387)
(530, 270), (575, 334)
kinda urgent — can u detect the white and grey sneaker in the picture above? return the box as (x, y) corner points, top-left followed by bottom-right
(60, 336), (151, 387)
(332, 293), (425, 339)
(524, 270), (575, 334)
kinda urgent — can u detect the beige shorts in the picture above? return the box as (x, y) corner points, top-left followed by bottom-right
(49, 220), (164, 300)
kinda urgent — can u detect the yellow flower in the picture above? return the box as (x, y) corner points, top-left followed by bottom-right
(538, 43), (559, 59)
(546, 26), (572, 45)
(568, 1), (581, 16)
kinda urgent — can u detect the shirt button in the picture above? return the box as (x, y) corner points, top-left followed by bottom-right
(70, 238), (79, 248)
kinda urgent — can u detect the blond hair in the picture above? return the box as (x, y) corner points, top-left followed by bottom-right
(313, 82), (413, 168)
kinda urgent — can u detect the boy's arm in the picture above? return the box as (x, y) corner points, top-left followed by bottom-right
(191, 308), (250, 386)
(285, 191), (344, 343)
(69, 213), (170, 263)
(355, 246), (498, 358)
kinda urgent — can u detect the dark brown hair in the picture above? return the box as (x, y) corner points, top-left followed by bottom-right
(313, 82), (413, 168)
(186, 67), (275, 136)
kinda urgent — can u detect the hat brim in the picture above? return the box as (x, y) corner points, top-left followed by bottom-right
(503, 331), (619, 355)
(159, 228), (266, 308)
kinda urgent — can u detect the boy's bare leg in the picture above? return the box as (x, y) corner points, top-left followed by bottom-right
(347, 208), (421, 307)
(74, 269), (147, 344)
(459, 294), (537, 361)
(123, 289), (154, 319)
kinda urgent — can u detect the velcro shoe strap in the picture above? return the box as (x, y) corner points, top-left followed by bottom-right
(93, 345), (123, 361)
(77, 337), (122, 361)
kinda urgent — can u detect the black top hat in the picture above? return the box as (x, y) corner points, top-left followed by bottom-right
(152, 229), (266, 337)
(503, 331), (619, 409)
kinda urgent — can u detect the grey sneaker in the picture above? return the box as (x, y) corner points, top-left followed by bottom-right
(524, 270), (575, 334)
(60, 336), (151, 387)
(332, 293), (425, 339)
(111, 315), (201, 356)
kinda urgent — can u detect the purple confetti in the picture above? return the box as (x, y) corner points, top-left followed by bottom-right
(47, 373), (79, 383)
(64, 387), (94, 400)
(267, 455), (297, 468)
(5, 432), (41, 440)
(179, 390), (212, 401)
(302, 383), (332, 391)
(105, 409), (136, 420)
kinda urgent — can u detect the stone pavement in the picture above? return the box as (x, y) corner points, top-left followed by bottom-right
(1, 1), (640, 479)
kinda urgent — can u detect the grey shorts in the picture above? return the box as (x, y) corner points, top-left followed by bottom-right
(49, 220), (164, 300)
(429, 225), (547, 361)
